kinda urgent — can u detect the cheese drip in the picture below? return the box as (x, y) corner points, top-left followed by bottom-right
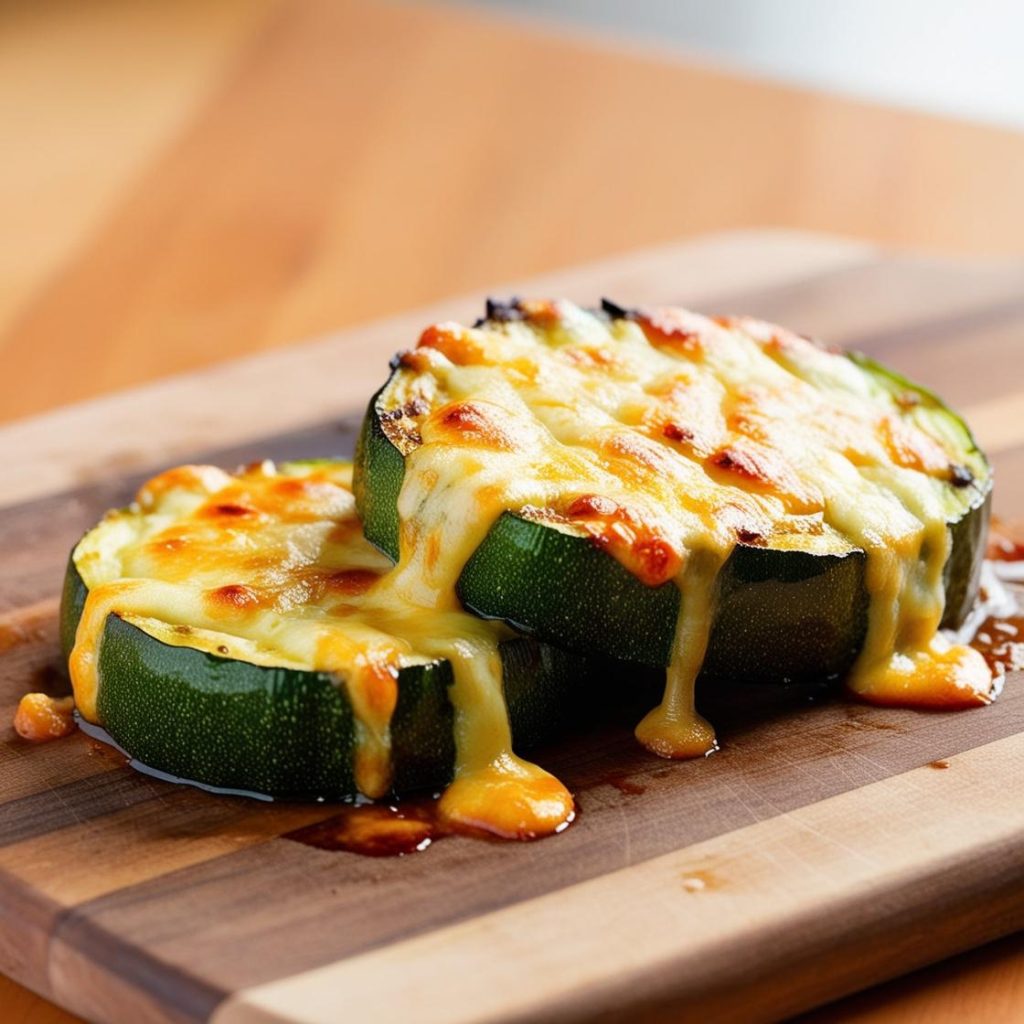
(636, 552), (720, 759)
(847, 521), (992, 707)
(385, 301), (993, 756)
(371, 421), (574, 837)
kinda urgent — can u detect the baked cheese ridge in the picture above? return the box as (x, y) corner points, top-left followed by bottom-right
(69, 461), (573, 836)
(383, 300), (993, 758)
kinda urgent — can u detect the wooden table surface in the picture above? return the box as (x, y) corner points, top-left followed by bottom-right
(2, 1), (1023, 1021)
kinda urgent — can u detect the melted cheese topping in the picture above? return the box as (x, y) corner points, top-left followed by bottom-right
(385, 300), (993, 757)
(70, 461), (572, 835)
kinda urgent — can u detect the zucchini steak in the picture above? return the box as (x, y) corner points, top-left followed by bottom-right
(53, 460), (590, 835)
(356, 298), (993, 760)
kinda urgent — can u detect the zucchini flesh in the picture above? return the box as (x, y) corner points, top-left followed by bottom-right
(355, 300), (994, 756)
(59, 461), (589, 816)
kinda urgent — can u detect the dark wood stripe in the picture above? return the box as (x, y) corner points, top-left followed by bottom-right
(0, 616), (126, 806)
(698, 257), (1024, 410)
(861, 316), (1024, 410)
(51, 912), (225, 1024)
(697, 257), (891, 324)
(0, 765), (175, 849)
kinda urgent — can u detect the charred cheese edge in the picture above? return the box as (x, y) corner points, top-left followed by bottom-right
(63, 461), (574, 836)
(364, 299), (993, 759)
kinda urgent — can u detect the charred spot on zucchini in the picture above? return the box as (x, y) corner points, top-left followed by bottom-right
(59, 460), (592, 819)
(355, 299), (994, 758)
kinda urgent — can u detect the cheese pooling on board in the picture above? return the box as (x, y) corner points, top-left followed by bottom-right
(379, 299), (994, 757)
(67, 461), (573, 838)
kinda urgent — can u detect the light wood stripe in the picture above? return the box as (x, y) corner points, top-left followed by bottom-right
(0, 231), (872, 511)
(214, 732), (1024, 1024)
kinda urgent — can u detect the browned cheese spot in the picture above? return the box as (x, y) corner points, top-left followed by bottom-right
(418, 323), (487, 366)
(433, 401), (521, 450)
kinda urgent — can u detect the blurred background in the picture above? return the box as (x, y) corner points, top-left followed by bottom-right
(1, 0), (1022, 425)
(469, 0), (1024, 128)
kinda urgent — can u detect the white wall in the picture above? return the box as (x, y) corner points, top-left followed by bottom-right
(461, 0), (1024, 130)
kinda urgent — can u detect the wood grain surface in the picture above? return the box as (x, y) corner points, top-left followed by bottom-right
(3, 1), (1024, 1021)
(1, 232), (1024, 1024)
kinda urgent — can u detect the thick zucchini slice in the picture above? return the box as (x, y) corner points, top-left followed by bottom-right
(454, 510), (873, 683)
(60, 461), (587, 802)
(355, 301), (992, 726)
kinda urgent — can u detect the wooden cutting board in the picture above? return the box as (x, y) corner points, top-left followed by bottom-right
(3, 231), (1024, 1024)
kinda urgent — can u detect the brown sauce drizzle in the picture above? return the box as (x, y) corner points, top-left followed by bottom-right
(971, 613), (1024, 677)
(286, 802), (441, 856)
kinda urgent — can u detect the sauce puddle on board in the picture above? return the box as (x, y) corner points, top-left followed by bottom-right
(973, 521), (1024, 677)
(285, 801), (442, 857)
(971, 613), (1024, 677)
(285, 797), (577, 857)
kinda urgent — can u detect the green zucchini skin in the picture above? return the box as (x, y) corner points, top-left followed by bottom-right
(355, 355), (991, 682)
(455, 511), (872, 683)
(354, 382), (406, 562)
(60, 562), (584, 801)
